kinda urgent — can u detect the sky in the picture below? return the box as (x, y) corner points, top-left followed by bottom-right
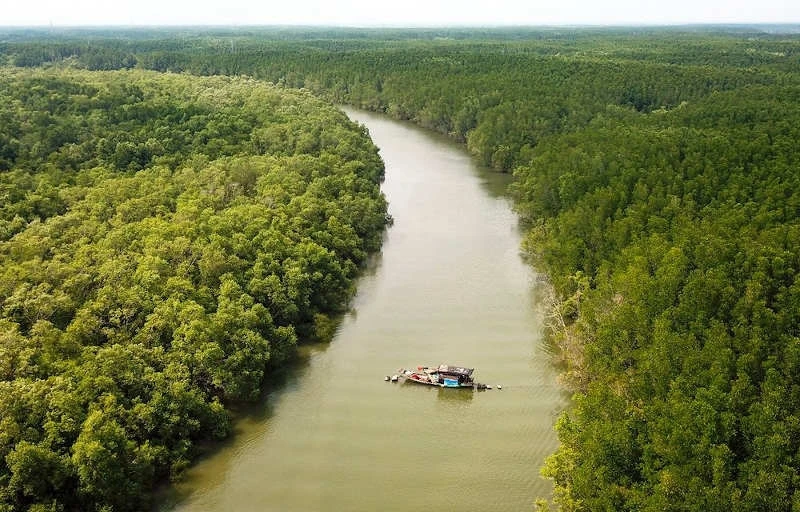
(1, 0), (798, 27)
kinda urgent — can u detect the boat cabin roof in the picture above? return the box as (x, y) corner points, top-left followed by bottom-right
(437, 364), (474, 377)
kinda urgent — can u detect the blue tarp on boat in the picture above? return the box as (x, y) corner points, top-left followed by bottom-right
(443, 378), (460, 387)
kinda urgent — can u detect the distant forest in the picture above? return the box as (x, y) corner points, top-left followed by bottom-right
(1, 26), (800, 511)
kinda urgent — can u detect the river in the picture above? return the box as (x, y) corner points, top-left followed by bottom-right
(162, 108), (568, 511)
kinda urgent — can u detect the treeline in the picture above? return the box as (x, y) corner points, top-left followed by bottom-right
(0, 68), (388, 511)
(3, 29), (797, 174)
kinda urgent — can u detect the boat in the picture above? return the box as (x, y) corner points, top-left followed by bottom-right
(397, 364), (479, 388)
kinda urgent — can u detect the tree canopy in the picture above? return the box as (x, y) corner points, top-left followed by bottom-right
(0, 68), (388, 511)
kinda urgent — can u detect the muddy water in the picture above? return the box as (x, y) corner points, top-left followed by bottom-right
(164, 108), (568, 511)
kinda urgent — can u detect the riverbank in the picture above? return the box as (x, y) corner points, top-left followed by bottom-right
(162, 107), (568, 511)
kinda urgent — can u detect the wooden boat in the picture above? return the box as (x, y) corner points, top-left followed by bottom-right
(397, 364), (478, 388)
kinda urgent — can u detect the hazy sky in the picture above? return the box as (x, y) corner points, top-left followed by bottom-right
(1, 0), (798, 26)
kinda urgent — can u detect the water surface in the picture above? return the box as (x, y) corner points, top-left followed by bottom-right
(164, 108), (568, 511)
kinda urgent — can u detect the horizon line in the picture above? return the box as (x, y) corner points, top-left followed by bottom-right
(2, 22), (800, 29)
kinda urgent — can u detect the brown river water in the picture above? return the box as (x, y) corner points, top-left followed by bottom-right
(161, 108), (568, 511)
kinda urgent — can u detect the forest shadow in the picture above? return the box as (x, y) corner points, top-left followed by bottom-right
(156, 229), (390, 511)
(152, 348), (314, 510)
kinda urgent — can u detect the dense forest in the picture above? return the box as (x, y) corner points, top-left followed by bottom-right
(2, 26), (800, 510)
(0, 67), (388, 511)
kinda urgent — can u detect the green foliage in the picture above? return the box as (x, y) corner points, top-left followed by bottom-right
(0, 68), (387, 511)
(521, 85), (800, 509)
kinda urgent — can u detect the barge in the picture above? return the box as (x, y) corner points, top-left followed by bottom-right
(396, 364), (488, 389)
